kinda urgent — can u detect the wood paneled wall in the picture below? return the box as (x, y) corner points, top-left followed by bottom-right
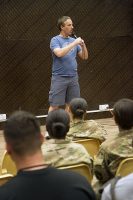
(0, 0), (133, 115)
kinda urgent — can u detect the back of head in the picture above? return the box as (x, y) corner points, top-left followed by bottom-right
(69, 98), (88, 119)
(57, 16), (71, 31)
(113, 98), (133, 130)
(46, 109), (70, 139)
(4, 110), (41, 156)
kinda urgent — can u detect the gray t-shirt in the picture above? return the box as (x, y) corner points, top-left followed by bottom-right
(102, 173), (133, 200)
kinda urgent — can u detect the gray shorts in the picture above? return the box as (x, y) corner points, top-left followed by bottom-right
(49, 75), (80, 106)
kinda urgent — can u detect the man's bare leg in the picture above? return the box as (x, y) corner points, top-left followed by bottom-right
(65, 104), (70, 113)
(48, 106), (59, 113)
(49, 104), (69, 113)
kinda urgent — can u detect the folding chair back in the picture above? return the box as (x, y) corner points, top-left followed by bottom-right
(1, 151), (17, 175)
(58, 163), (93, 183)
(0, 173), (13, 186)
(74, 138), (101, 158)
(116, 157), (133, 177)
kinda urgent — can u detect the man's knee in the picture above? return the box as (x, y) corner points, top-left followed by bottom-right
(48, 106), (59, 113)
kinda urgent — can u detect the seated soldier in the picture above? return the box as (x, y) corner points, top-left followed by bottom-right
(67, 97), (107, 142)
(41, 109), (93, 169)
(94, 98), (133, 185)
(0, 110), (96, 200)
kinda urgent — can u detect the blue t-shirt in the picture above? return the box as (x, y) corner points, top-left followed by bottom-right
(50, 35), (81, 76)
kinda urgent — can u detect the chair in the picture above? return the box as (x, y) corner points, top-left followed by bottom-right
(74, 138), (101, 158)
(116, 157), (133, 177)
(0, 173), (13, 186)
(58, 163), (93, 183)
(1, 151), (17, 175)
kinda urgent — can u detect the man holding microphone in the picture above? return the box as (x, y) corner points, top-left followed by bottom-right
(49, 16), (88, 112)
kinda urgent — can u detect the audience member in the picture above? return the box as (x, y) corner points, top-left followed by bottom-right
(42, 109), (93, 169)
(94, 98), (133, 185)
(0, 110), (96, 200)
(101, 173), (133, 200)
(67, 97), (107, 142)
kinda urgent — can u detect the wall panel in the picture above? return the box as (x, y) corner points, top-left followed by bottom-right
(0, 0), (132, 115)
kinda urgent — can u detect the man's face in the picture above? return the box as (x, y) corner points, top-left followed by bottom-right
(61, 19), (74, 36)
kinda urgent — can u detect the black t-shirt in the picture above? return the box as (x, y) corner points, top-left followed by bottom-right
(0, 166), (96, 200)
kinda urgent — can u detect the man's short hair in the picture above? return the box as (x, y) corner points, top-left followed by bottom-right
(4, 110), (41, 156)
(113, 98), (133, 130)
(57, 16), (71, 31)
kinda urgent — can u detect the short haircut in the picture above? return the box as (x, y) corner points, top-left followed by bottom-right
(46, 109), (70, 139)
(69, 98), (88, 119)
(4, 111), (41, 156)
(113, 98), (133, 130)
(57, 16), (71, 31)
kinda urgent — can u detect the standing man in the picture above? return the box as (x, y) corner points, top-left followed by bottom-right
(49, 16), (88, 112)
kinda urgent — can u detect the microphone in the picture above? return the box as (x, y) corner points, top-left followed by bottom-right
(71, 32), (77, 39)
(71, 32), (84, 46)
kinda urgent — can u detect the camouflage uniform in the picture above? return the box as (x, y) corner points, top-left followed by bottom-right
(94, 128), (133, 184)
(41, 137), (93, 170)
(67, 119), (107, 142)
